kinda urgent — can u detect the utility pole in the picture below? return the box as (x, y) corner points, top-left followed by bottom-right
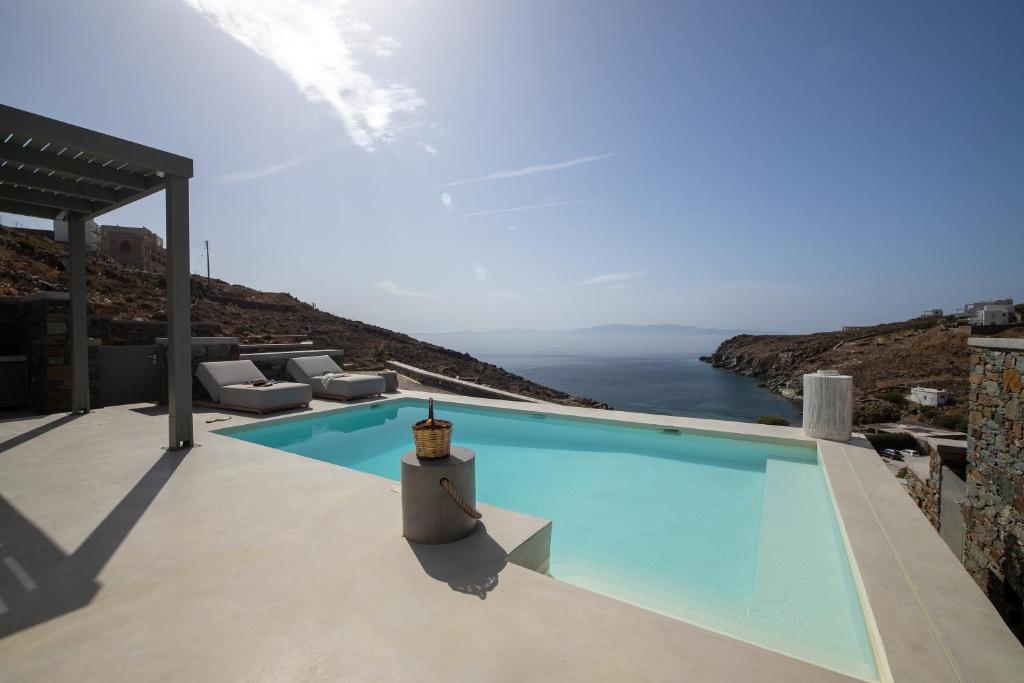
(204, 240), (210, 279)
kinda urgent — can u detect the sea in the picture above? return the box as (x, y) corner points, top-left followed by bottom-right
(415, 331), (803, 426)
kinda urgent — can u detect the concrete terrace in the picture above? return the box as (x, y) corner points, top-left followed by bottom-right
(2, 392), (1023, 682)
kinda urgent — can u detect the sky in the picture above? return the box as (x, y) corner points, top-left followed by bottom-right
(1, 0), (1022, 334)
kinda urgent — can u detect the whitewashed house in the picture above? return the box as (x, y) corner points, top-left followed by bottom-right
(910, 387), (949, 407)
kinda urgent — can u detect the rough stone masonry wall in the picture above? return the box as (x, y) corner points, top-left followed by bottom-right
(157, 338), (240, 403)
(906, 460), (941, 529)
(965, 342), (1024, 632)
(20, 294), (98, 412)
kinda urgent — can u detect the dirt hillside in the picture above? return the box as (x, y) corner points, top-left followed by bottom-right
(0, 225), (608, 408)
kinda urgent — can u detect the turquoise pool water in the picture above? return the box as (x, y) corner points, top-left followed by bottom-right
(220, 399), (878, 680)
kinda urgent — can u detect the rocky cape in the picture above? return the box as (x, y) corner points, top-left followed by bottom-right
(699, 318), (1005, 429)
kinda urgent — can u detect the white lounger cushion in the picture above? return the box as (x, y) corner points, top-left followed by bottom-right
(317, 374), (385, 399)
(218, 382), (312, 412)
(286, 355), (345, 384)
(286, 356), (385, 399)
(196, 359), (312, 409)
(196, 360), (266, 401)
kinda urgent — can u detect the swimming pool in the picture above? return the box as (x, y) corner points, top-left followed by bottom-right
(219, 399), (878, 680)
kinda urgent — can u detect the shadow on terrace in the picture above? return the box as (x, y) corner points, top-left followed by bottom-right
(0, 446), (188, 637)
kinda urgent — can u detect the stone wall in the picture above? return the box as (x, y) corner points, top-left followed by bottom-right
(156, 337), (240, 402)
(18, 293), (99, 412)
(964, 338), (1024, 634)
(3, 291), (226, 413)
(906, 461), (941, 529)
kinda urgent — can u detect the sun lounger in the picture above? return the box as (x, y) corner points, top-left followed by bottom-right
(286, 355), (385, 400)
(196, 360), (311, 414)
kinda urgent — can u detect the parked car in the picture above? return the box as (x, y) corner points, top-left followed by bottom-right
(881, 448), (904, 461)
(899, 448), (921, 458)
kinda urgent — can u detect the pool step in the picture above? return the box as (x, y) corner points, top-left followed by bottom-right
(748, 456), (868, 666)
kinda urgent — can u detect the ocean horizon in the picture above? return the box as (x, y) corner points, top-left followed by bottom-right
(417, 331), (803, 426)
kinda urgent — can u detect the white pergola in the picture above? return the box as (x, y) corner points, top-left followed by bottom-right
(0, 104), (194, 449)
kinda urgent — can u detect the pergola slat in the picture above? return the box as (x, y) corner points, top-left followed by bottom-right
(0, 184), (101, 214)
(0, 104), (193, 178)
(0, 143), (152, 191)
(0, 166), (130, 203)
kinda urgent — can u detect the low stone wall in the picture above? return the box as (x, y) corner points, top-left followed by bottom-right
(387, 360), (546, 404)
(157, 337), (240, 402)
(242, 349), (344, 381)
(964, 337), (1024, 630)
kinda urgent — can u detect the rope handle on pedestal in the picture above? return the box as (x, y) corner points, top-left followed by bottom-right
(439, 477), (482, 519)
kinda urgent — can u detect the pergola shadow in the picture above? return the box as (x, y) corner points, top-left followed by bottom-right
(0, 447), (188, 637)
(0, 412), (81, 455)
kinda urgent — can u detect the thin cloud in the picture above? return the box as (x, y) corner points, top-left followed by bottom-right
(377, 280), (436, 298)
(445, 153), (616, 187)
(570, 271), (645, 287)
(371, 35), (401, 57)
(220, 153), (312, 184)
(184, 0), (424, 151)
(452, 199), (587, 219)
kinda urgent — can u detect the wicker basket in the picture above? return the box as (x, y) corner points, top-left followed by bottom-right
(412, 398), (452, 459)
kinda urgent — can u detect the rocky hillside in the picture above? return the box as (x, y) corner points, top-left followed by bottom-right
(702, 318), (992, 430)
(0, 226), (608, 408)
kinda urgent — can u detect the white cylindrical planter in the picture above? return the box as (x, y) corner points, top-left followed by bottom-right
(802, 370), (853, 442)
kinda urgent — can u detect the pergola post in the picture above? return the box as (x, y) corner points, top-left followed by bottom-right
(68, 215), (90, 413)
(165, 175), (193, 449)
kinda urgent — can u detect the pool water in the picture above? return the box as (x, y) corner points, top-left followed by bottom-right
(220, 399), (878, 680)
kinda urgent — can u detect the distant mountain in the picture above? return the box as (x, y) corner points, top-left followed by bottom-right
(425, 324), (753, 336)
(565, 324), (750, 336)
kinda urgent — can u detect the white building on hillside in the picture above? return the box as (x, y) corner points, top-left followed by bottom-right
(53, 218), (100, 251)
(956, 298), (1015, 325)
(910, 387), (949, 407)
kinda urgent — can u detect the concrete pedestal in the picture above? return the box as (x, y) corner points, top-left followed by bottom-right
(401, 446), (478, 544)
(378, 369), (399, 393)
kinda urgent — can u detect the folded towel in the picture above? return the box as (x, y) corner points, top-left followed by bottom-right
(318, 371), (347, 389)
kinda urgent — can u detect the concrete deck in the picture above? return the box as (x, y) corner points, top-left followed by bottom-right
(1, 394), (1022, 681)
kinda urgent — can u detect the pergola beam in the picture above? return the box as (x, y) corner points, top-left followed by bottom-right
(0, 166), (131, 203)
(0, 198), (62, 219)
(0, 143), (153, 191)
(0, 184), (101, 214)
(165, 175), (193, 448)
(0, 104), (193, 178)
(68, 215), (90, 413)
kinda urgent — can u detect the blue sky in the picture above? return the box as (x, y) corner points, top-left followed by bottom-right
(2, 0), (1021, 333)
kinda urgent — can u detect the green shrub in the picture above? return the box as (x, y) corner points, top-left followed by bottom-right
(865, 431), (919, 452)
(755, 415), (791, 426)
(931, 412), (968, 432)
(878, 389), (908, 406)
(854, 398), (901, 425)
